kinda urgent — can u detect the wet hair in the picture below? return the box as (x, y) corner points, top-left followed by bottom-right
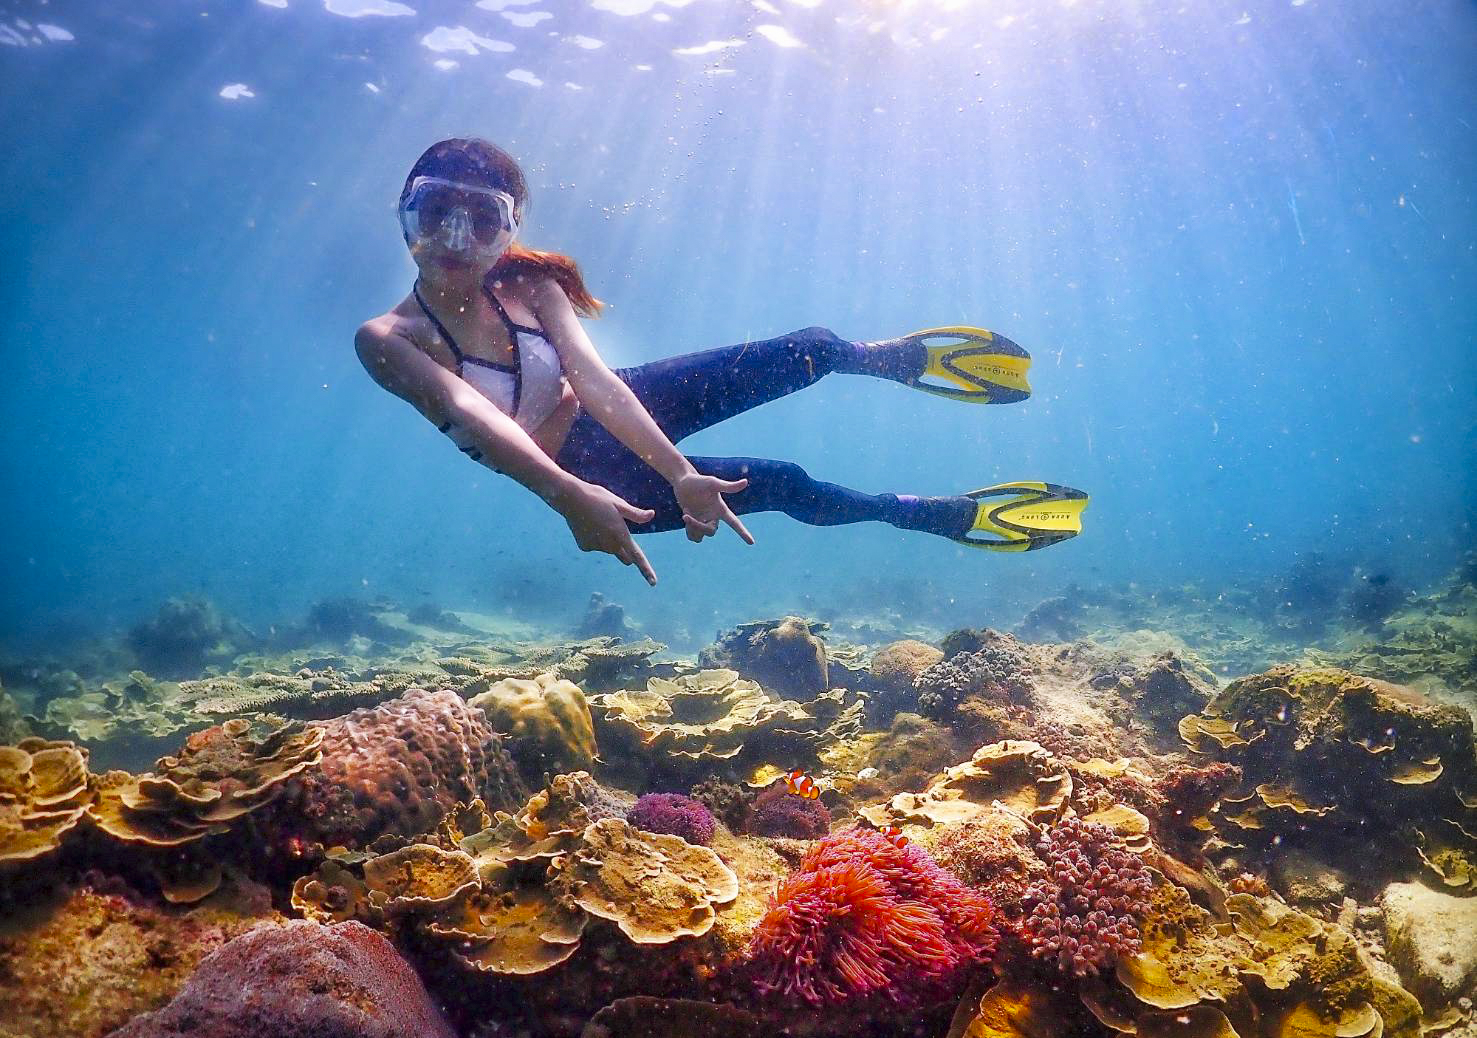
(401, 137), (603, 317)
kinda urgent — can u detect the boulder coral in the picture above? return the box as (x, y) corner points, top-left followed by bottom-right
(468, 671), (597, 783)
(106, 920), (456, 1038)
(268, 687), (527, 852)
(700, 617), (831, 701)
(745, 827), (997, 1008)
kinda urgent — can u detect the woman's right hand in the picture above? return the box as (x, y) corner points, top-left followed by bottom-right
(557, 483), (659, 585)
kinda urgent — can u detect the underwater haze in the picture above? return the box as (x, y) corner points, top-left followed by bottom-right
(2, 0), (1475, 645)
(5, 4), (1477, 1038)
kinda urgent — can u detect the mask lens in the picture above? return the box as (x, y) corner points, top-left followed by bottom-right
(403, 179), (516, 254)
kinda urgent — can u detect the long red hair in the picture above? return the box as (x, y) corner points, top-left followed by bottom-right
(493, 243), (603, 318)
(402, 137), (603, 318)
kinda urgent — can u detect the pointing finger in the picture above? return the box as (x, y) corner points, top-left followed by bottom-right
(721, 506), (755, 545)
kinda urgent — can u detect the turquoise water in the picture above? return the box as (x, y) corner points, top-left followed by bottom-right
(2, 0), (1473, 649)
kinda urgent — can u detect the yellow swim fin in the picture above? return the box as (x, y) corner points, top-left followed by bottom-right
(905, 326), (1032, 404)
(958, 482), (1089, 551)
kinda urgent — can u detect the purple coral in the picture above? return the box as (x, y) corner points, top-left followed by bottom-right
(747, 784), (831, 840)
(1017, 817), (1152, 978)
(626, 793), (716, 846)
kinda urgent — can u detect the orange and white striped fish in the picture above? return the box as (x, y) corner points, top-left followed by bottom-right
(879, 825), (908, 849)
(784, 768), (820, 799)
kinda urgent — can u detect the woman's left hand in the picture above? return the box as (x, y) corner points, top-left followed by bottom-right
(673, 472), (754, 545)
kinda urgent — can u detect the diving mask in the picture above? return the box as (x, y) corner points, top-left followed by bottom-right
(399, 176), (518, 259)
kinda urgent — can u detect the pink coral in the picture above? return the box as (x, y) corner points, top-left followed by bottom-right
(268, 688), (526, 852)
(746, 827), (997, 1007)
(1017, 816), (1152, 978)
(106, 920), (455, 1038)
(746, 783), (831, 839)
(627, 793), (715, 845)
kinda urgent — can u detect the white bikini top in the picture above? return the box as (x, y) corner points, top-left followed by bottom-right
(412, 280), (566, 437)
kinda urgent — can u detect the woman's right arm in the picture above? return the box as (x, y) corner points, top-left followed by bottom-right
(354, 322), (660, 584)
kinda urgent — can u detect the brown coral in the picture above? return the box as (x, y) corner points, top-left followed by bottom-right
(860, 740), (1071, 830)
(467, 672), (597, 782)
(268, 687), (526, 851)
(89, 719), (322, 847)
(1178, 665), (1477, 891)
(0, 737), (91, 865)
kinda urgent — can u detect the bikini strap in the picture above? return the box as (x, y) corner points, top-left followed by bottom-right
(483, 279), (545, 337)
(412, 281), (466, 370)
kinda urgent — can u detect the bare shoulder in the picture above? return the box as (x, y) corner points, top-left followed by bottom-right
(355, 302), (417, 359)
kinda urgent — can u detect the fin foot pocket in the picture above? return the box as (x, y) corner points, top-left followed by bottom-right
(907, 326), (1032, 404)
(956, 481), (1088, 552)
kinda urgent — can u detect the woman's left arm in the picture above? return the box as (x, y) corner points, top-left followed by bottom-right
(529, 277), (754, 545)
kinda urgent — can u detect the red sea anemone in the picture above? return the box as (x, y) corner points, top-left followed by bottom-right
(745, 827), (997, 1007)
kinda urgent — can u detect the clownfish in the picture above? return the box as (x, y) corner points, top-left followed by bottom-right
(879, 825), (908, 849)
(784, 768), (820, 799)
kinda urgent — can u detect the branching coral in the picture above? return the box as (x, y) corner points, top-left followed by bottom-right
(1017, 816), (1153, 978)
(746, 783), (831, 839)
(627, 793), (716, 846)
(914, 630), (1032, 720)
(745, 827), (996, 1008)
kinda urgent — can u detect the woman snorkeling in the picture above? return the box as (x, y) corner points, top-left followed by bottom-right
(356, 138), (1087, 585)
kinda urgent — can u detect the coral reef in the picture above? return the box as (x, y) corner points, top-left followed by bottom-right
(746, 782), (832, 839)
(269, 687), (526, 852)
(914, 631), (1033, 720)
(588, 669), (841, 784)
(126, 597), (251, 679)
(867, 639), (944, 720)
(627, 793), (716, 846)
(700, 616), (831, 700)
(1150, 761), (1242, 846)
(1110, 889), (1419, 1038)
(293, 775), (738, 977)
(688, 776), (754, 833)
(1016, 816), (1154, 978)
(90, 718), (323, 848)
(860, 740), (1071, 831)
(745, 827), (996, 1007)
(576, 592), (635, 639)
(0, 879), (277, 1038)
(106, 920), (456, 1038)
(0, 736), (91, 865)
(468, 671), (597, 783)
(1178, 665), (1477, 891)
(300, 597), (416, 648)
(33, 669), (196, 751)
